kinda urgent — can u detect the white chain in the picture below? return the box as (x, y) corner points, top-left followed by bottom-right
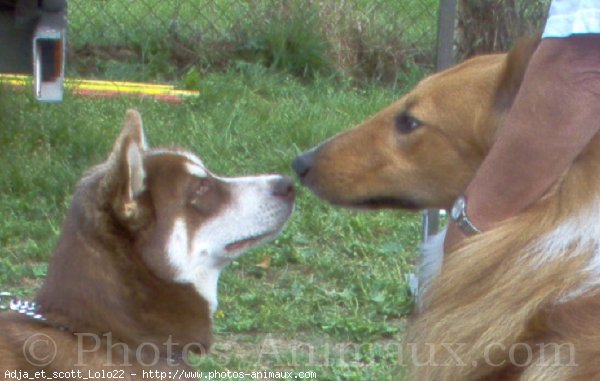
(0, 292), (46, 321)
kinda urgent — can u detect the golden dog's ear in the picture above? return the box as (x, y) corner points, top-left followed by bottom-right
(494, 34), (541, 112)
(99, 109), (149, 223)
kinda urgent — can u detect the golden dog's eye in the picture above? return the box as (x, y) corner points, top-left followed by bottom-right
(395, 112), (423, 134)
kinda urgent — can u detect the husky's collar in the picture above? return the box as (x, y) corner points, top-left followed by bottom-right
(0, 292), (185, 362)
(0, 292), (70, 331)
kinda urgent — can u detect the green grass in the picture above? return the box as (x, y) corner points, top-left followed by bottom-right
(0, 66), (426, 379)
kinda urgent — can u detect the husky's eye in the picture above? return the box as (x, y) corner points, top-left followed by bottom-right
(188, 178), (212, 209)
(195, 179), (211, 195)
(395, 112), (423, 134)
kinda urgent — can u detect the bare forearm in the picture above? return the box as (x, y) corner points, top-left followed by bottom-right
(467, 35), (600, 230)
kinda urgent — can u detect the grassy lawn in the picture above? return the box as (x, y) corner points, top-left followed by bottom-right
(0, 66), (425, 380)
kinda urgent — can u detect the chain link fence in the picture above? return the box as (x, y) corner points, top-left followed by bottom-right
(67, 0), (438, 83)
(66, 0), (549, 84)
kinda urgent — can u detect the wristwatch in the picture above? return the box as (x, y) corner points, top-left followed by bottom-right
(450, 195), (481, 235)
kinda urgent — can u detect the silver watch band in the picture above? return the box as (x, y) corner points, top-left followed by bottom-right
(451, 196), (481, 235)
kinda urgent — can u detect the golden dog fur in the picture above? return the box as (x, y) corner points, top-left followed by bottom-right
(294, 36), (600, 380)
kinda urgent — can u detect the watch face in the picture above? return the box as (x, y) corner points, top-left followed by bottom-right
(451, 197), (465, 221)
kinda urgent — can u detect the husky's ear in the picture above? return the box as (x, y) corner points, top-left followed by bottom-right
(100, 109), (149, 223)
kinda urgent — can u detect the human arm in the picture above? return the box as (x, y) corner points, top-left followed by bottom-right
(445, 34), (600, 252)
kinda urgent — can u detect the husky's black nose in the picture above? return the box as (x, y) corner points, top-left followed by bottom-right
(272, 176), (295, 199)
(292, 151), (314, 178)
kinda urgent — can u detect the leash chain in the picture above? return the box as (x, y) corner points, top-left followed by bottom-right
(0, 291), (47, 322)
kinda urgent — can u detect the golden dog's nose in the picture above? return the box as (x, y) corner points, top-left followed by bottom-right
(292, 152), (313, 178)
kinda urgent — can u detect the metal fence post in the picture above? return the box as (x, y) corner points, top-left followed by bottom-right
(436, 0), (458, 71)
(423, 0), (457, 241)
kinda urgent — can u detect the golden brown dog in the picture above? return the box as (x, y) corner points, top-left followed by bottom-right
(293, 37), (600, 381)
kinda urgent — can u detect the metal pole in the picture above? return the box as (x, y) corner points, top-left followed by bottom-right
(422, 209), (441, 242)
(436, 0), (458, 71)
(423, 0), (457, 241)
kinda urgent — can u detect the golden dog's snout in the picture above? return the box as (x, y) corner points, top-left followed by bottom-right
(292, 151), (314, 179)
